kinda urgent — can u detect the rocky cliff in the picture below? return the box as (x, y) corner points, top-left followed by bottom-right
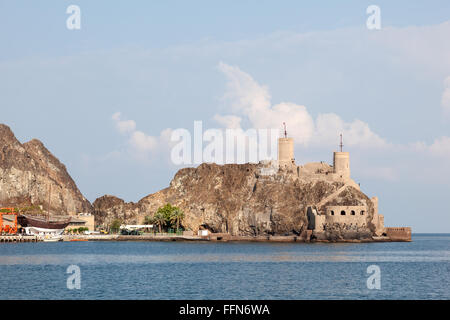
(0, 124), (91, 214)
(93, 162), (376, 239)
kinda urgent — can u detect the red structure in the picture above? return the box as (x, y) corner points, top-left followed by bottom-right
(0, 207), (18, 234)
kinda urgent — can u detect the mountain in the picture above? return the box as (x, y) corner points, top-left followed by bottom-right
(0, 124), (92, 214)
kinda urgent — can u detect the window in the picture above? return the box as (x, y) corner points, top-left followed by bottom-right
(330, 210), (334, 216)
(360, 210), (365, 215)
(351, 210), (355, 215)
(341, 210), (346, 215)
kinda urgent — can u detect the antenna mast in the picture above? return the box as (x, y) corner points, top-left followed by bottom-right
(339, 134), (344, 152)
(283, 122), (287, 138)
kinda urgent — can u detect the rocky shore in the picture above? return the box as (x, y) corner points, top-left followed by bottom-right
(60, 233), (406, 243)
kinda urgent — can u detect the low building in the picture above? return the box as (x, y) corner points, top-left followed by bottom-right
(65, 213), (95, 231)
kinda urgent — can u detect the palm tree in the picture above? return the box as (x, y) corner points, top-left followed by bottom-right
(170, 208), (185, 232)
(153, 211), (166, 233)
(144, 215), (154, 225)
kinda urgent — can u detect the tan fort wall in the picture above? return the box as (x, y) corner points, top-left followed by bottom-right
(310, 205), (368, 232)
(385, 227), (411, 241)
(324, 205), (367, 224)
(370, 196), (385, 236)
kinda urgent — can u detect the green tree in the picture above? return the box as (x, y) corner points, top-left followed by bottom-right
(110, 219), (122, 234)
(153, 211), (166, 233)
(144, 215), (155, 225)
(152, 204), (184, 232)
(170, 207), (185, 232)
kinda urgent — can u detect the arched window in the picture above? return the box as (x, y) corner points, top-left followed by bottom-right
(351, 210), (355, 215)
(360, 210), (365, 215)
(341, 210), (346, 215)
(330, 210), (334, 216)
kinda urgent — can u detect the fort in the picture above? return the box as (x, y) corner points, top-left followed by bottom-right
(276, 130), (409, 241)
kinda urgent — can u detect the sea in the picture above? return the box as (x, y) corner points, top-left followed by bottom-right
(0, 234), (449, 300)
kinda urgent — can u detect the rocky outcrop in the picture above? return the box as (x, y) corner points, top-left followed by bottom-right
(94, 162), (376, 238)
(92, 195), (140, 227)
(0, 124), (91, 214)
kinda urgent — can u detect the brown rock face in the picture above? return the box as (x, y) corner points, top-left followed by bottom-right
(92, 195), (140, 227)
(0, 124), (91, 214)
(94, 162), (375, 238)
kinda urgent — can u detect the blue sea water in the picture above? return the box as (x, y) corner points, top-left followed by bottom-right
(0, 234), (449, 300)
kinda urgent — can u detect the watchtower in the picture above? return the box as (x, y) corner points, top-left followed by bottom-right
(333, 134), (350, 178)
(278, 123), (295, 167)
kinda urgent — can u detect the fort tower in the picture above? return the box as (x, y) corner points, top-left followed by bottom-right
(278, 123), (295, 167)
(333, 134), (350, 179)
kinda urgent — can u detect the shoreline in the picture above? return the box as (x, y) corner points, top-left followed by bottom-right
(0, 234), (411, 243)
(59, 234), (410, 243)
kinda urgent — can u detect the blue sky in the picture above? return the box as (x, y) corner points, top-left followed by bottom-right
(1, 1), (450, 232)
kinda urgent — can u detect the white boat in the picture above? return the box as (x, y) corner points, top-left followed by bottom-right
(25, 226), (64, 235)
(24, 227), (64, 242)
(42, 235), (63, 242)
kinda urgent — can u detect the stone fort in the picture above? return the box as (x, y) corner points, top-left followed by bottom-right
(272, 128), (410, 241)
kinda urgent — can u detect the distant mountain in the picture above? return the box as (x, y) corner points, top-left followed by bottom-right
(0, 124), (91, 214)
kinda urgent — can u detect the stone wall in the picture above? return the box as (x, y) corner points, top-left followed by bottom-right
(311, 205), (368, 232)
(385, 227), (411, 241)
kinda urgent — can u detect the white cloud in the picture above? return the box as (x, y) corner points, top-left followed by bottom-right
(428, 136), (450, 157)
(216, 62), (385, 148)
(410, 136), (450, 157)
(110, 63), (449, 174)
(218, 62), (271, 113)
(442, 76), (450, 116)
(314, 113), (386, 148)
(112, 112), (173, 161)
(213, 114), (242, 129)
(129, 131), (158, 152)
(112, 112), (136, 134)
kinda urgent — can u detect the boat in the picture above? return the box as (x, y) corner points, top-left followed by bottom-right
(42, 234), (63, 242)
(18, 214), (71, 230)
(17, 184), (72, 238)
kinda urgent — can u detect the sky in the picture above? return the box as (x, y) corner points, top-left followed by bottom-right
(1, 1), (450, 232)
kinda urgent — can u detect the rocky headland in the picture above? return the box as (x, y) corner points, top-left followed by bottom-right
(93, 162), (378, 240)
